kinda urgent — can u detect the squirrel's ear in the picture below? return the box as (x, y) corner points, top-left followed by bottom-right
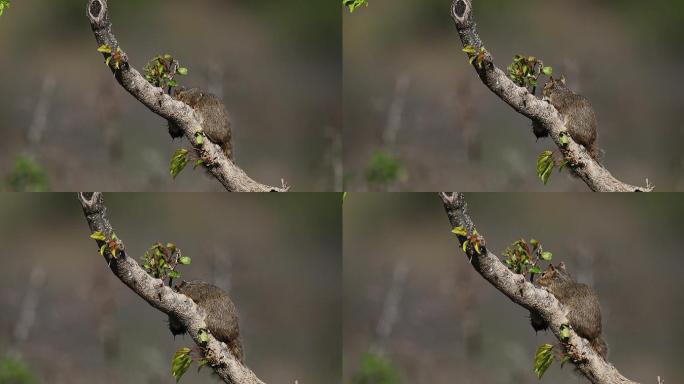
(558, 75), (566, 85)
(557, 262), (567, 272)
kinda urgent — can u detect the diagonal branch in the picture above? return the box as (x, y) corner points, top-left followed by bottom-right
(86, 0), (288, 192)
(449, 0), (652, 192)
(438, 192), (639, 384)
(78, 192), (266, 384)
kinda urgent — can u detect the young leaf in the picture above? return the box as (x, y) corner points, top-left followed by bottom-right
(529, 266), (542, 274)
(177, 67), (188, 75)
(97, 44), (112, 54)
(171, 347), (192, 382)
(542, 66), (553, 76)
(168, 270), (180, 279)
(534, 343), (555, 379)
(170, 149), (189, 179)
(462, 240), (468, 253)
(536, 151), (555, 185)
(90, 231), (106, 241)
(541, 251), (553, 261)
(179, 256), (192, 265)
(451, 226), (468, 236)
(462, 45), (477, 54)
(198, 329), (209, 344)
(559, 323), (571, 341)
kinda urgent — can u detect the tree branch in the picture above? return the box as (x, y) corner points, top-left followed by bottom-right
(449, 0), (652, 192)
(78, 192), (266, 384)
(438, 192), (638, 384)
(86, 0), (288, 192)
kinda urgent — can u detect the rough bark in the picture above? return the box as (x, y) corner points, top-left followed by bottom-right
(86, 0), (288, 192)
(450, 0), (652, 192)
(78, 192), (266, 384)
(438, 192), (639, 384)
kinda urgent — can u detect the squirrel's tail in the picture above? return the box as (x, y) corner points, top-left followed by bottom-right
(590, 336), (608, 360)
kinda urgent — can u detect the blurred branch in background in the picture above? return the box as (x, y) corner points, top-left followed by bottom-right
(438, 192), (640, 384)
(449, 0), (652, 192)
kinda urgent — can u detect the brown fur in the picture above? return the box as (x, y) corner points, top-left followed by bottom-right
(168, 88), (234, 160)
(532, 76), (600, 160)
(168, 280), (244, 362)
(530, 263), (607, 359)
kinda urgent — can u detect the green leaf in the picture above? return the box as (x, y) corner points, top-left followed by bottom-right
(197, 359), (209, 372)
(198, 329), (209, 344)
(171, 348), (192, 382)
(534, 343), (555, 379)
(179, 256), (192, 265)
(559, 133), (570, 146)
(474, 242), (481, 254)
(559, 324), (571, 341)
(97, 44), (112, 54)
(177, 67), (188, 75)
(529, 266), (542, 274)
(90, 231), (106, 241)
(560, 355), (572, 368)
(542, 66), (553, 76)
(462, 240), (468, 253)
(100, 244), (107, 256)
(169, 149), (189, 179)
(541, 251), (553, 261)
(193, 159), (203, 170)
(168, 270), (180, 279)
(451, 226), (468, 236)
(536, 151), (555, 185)
(194, 133), (204, 145)
(462, 45), (477, 54)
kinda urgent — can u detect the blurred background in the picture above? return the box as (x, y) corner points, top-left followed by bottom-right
(344, 193), (684, 383)
(0, 0), (341, 191)
(0, 193), (341, 383)
(343, 0), (684, 191)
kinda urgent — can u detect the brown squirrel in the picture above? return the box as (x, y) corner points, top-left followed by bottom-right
(168, 280), (244, 362)
(168, 88), (234, 160)
(530, 263), (607, 359)
(532, 76), (600, 161)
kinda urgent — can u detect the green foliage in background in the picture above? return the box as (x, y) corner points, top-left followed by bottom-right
(365, 150), (407, 187)
(344, 0), (368, 13)
(352, 352), (399, 384)
(0, 357), (36, 384)
(502, 238), (552, 277)
(144, 54), (188, 94)
(4, 155), (50, 192)
(0, 0), (10, 16)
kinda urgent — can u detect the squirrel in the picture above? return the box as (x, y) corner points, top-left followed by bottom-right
(530, 262), (608, 359)
(168, 88), (234, 161)
(532, 76), (600, 161)
(168, 280), (244, 362)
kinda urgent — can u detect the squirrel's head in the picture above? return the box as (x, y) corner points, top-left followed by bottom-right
(537, 262), (568, 286)
(542, 75), (567, 97)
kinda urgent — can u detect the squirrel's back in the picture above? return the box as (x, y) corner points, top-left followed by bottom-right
(532, 263), (607, 359)
(168, 280), (244, 362)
